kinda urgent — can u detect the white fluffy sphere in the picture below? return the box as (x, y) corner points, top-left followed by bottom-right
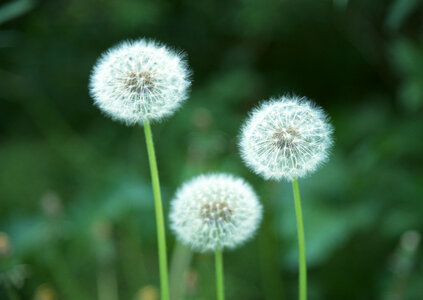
(89, 39), (191, 125)
(240, 96), (333, 181)
(170, 174), (262, 252)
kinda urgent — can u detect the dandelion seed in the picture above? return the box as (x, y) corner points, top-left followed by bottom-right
(170, 174), (262, 252)
(89, 39), (191, 125)
(240, 96), (333, 181)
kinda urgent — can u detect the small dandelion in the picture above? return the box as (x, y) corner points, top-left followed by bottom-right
(170, 173), (262, 300)
(240, 95), (333, 181)
(170, 173), (262, 253)
(89, 38), (191, 125)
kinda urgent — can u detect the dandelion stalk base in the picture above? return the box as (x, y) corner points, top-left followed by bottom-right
(292, 178), (307, 300)
(215, 246), (225, 300)
(144, 121), (170, 300)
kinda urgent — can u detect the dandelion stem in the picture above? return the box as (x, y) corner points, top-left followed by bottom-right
(292, 177), (307, 300)
(143, 121), (170, 300)
(215, 246), (225, 300)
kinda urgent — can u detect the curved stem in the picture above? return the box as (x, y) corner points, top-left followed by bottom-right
(215, 247), (225, 300)
(292, 178), (307, 300)
(143, 121), (169, 300)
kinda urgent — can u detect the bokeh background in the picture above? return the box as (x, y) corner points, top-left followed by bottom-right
(1, 0), (423, 299)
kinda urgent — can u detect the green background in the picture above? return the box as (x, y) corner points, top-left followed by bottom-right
(1, 0), (423, 299)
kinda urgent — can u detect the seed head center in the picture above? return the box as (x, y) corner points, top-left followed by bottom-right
(272, 126), (300, 149)
(200, 201), (232, 224)
(125, 71), (156, 94)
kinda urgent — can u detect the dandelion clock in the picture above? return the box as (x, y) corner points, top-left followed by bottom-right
(170, 174), (262, 300)
(89, 38), (191, 300)
(90, 39), (190, 124)
(239, 95), (333, 300)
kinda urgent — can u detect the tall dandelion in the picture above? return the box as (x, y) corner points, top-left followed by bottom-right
(239, 95), (333, 300)
(170, 174), (262, 300)
(89, 38), (191, 300)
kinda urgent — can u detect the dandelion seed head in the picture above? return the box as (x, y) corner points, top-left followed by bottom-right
(170, 174), (262, 252)
(240, 96), (333, 181)
(89, 39), (191, 125)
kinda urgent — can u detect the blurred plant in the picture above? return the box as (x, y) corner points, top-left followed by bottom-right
(33, 284), (57, 300)
(40, 192), (62, 219)
(0, 232), (28, 300)
(169, 243), (192, 300)
(240, 96), (333, 300)
(37, 193), (90, 300)
(0, 0), (35, 26)
(386, 230), (421, 300)
(136, 285), (159, 300)
(385, 0), (421, 32)
(0, 233), (11, 258)
(389, 39), (423, 112)
(332, 0), (348, 9)
(92, 219), (119, 300)
(170, 173), (262, 300)
(0, 0), (36, 49)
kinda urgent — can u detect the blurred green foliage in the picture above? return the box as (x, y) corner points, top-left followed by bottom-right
(1, 0), (423, 299)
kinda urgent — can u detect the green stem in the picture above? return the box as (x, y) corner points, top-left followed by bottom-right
(169, 242), (192, 300)
(97, 264), (119, 300)
(48, 248), (89, 300)
(292, 178), (307, 300)
(5, 284), (20, 300)
(215, 247), (225, 300)
(143, 121), (169, 300)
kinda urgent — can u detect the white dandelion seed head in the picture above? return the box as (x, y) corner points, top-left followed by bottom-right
(170, 173), (262, 253)
(89, 39), (191, 125)
(240, 96), (333, 181)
